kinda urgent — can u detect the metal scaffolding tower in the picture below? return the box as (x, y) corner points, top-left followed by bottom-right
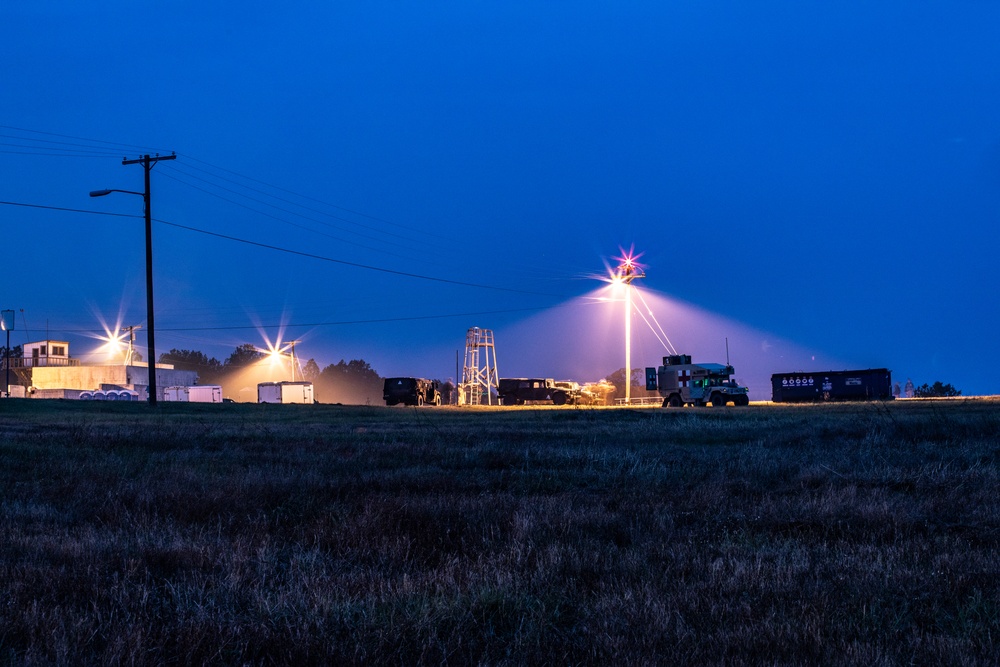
(459, 327), (499, 405)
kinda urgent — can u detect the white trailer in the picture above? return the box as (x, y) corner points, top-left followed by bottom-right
(162, 385), (223, 403)
(257, 381), (314, 404)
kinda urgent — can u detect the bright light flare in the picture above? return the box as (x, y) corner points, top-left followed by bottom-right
(254, 329), (305, 382)
(592, 245), (647, 287)
(81, 313), (130, 363)
(257, 338), (293, 368)
(613, 246), (646, 285)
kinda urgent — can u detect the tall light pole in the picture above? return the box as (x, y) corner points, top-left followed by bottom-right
(616, 256), (645, 405)
(288, 340), (301, 382)
(90, 152), (175, 405)
(1, 310), (14, 398)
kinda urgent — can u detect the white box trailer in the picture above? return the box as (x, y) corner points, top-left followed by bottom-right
(162, 385), (223, 403)
(258, 381), (314, 404)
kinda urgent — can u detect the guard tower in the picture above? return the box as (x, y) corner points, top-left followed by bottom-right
(459, 327), (499, 405)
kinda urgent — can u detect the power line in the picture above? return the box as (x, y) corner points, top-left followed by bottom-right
(0, 200), (139, 219)
(0, 133), (130, 154)
(156, 217), (561, 296)
(0, 199), (567, 297)
(1, 126), (568, 277)
(19, 305), (564, 335)
(162, 162), (446, 251)
(155, 168), (432, 260)
(0, 124), (170, 153)
(1, 126), (424, 238)
(0, 148), (123, 158)
(182, 154), (436, 237)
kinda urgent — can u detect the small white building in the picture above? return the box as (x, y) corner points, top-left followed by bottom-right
(22, 340), (73, 367)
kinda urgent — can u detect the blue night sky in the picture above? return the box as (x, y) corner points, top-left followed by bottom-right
(2, 2), (999, 398)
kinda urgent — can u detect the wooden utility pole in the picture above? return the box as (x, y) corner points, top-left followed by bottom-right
(121, 153), (175, 405)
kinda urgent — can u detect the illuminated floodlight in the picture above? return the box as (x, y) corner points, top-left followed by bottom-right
(257, 332), (303, 381)
(82, 313), (132, 364)
(613, 247), (646, 285)
(597, 247), (647, 405)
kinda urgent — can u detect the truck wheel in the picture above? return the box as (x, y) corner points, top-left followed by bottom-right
(552, 392), (567, 406)
(434, 395), (441, 406)
(417, 395), (424, 407)
(737, 395), (749, 406)
(668, 395), (682, 408)
(711, 393), (727, 407)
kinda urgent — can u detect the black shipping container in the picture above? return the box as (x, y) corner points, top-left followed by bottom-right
(771, 368), (893, 403)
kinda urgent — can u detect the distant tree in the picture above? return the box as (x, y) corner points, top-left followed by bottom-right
(224, 343), (265, 369)
(0, 345), (22, 369)
(159, 348), (223, 383)
(1, 344), (22, 357)
(438, 379), (455, 405)
(605, 367), (655, 402)
(301, 358), (321, 382)
(914, 381), (962, 398)
(316, 359), (383, 404)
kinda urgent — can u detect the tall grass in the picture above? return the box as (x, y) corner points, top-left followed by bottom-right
(0, 399), (997, 664)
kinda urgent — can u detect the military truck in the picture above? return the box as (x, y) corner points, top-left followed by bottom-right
(383, 377), (441, 406)
(645, 354), (750, 407)
(498, 378), (587, 405)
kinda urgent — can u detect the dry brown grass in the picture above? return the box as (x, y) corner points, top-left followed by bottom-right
(0, 398), (997, 664)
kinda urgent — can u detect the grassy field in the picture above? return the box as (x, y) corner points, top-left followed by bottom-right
(1, 398), (998, 665)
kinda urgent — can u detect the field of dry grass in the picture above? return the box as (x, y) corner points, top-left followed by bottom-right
(1, 398), (998, 664)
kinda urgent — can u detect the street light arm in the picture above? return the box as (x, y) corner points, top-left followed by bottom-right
(90, 189), (144, 198)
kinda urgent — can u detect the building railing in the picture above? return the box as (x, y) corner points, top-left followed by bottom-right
(2, 357), (81, 368)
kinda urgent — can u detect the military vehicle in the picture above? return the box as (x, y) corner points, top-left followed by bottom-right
(498, 378), (588, 405)
(383, 377), (442, 406)
(645, 354), (750, 407)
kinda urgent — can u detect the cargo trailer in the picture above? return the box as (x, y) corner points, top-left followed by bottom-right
(162, 385), (223, 403)
(771, 369), (892, 403)
(257, 381), (314, 404)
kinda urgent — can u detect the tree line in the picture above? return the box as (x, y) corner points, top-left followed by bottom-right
(158, 346), (383, 404)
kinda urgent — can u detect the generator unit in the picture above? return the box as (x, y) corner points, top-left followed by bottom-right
(645, 354), (750, 407)
(771, 369), (892, 402)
